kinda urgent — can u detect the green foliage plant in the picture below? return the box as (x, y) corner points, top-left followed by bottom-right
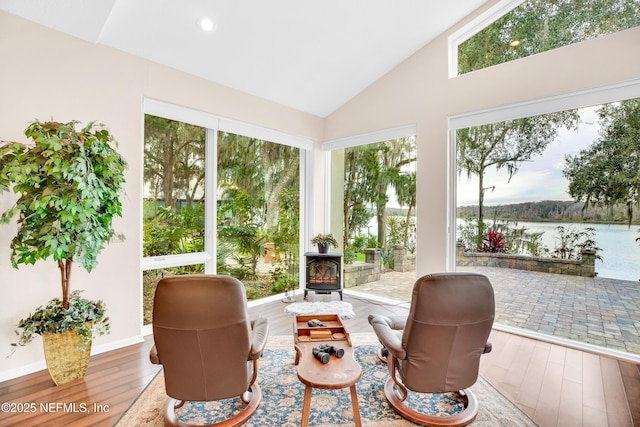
(143, 204), (204, 257)
(563, 99), (640, 226)
(311, 233), (338, 248)
(269, 260), (298, 294)
(13, 291), (109, 350)
(0, 120), (126, 349)
(550, 226), (603, 261)
(458, 0), (640, 75)
(219, 224), (266, 279)
(364, 234), (380, 249)
(342, 245), (358, 264)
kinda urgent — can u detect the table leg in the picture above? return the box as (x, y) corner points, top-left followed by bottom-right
(301, 385), (312, 427)
(350, 384), (362, 427)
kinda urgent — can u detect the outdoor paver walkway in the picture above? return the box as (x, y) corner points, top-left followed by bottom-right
(348, 266), (640, 355)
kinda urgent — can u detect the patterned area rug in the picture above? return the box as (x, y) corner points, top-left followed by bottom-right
(116, 334), (537, 426)
(284, 301), (356, 319)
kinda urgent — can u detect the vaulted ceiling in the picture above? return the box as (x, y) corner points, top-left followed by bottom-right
(0, 0), (488, 117)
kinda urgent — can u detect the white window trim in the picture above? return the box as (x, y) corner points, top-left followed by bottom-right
(141, 252), (212, 271)
(142, 98), (313, 274)
(449, 78), (640, 130)
(204, 128), (217, 273)
(447, 78), (640, 271)
(144, 98), (221, 130)
(322, 124), (417, 151)
(144, 98), (314, 150)
(448, 0), (526, 78)
(323, 150), (332, 234)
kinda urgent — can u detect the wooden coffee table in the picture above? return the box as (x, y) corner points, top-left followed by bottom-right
(293, 314), (362, 427)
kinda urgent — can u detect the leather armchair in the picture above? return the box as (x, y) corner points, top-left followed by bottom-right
(369, 272), (495, 427)
(150, 274), (269, 427)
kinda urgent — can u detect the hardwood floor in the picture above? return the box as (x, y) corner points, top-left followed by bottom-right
(479, 327), (639, 427)
(0, 291), (637, 426)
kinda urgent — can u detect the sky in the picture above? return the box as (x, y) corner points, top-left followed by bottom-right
(456, 106), (601, 206)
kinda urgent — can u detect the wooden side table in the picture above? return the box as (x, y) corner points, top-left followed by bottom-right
(293, 314), (362, 427)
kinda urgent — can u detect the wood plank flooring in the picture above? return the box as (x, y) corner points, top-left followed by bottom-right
(0, 291), (637, 426)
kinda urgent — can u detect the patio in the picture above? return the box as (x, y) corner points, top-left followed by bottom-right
(347, 266), (640, 358)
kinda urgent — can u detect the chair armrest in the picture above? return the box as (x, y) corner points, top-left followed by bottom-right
(149, 344), (161, 365)
(249, 317), (270, 360)
(368, 314), (407, 330)
(369, 314), (407, 360)
(484, 342), (492, 354)
(387, 315), (408, 330)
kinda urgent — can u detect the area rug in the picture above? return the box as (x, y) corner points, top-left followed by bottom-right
(284, 301), (356, 319)
(116, 334), (536, 427)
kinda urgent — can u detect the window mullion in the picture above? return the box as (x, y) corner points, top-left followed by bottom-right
(205, 127), (218, 273)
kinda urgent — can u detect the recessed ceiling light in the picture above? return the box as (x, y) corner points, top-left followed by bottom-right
(199, 17), (214, 32)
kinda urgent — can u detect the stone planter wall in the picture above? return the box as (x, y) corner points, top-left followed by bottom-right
(344, 249), (381, 288)
(456, 243), (597, 277)
(392, 246), (416, 272)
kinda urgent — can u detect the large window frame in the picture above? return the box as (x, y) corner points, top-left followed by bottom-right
(447, 78), (640, 270)
(323, 124), (417, 262)
(141, 98), (313, 291)
(449, 0), (639, 78)
(448, 0), (525, 78)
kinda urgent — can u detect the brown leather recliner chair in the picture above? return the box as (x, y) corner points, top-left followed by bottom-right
(150, 274), (269, 427)
(368, 272), (495, 427)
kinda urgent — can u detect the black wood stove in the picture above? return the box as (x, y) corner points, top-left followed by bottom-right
(304, 252), (343, 300)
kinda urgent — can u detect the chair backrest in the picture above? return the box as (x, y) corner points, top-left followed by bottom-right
(152, 274), (252, 401)
(400, 272), (495, 393)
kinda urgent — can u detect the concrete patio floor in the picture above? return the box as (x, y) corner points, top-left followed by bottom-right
(347, 265), (640, 357)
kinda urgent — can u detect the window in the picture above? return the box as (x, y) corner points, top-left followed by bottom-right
(450, 0), (640, 76)
(453, 93), (640, 277)
(143, 116), (206, 258)
(141, 100), (311, 326)
(216, 131), (301, 291)
(450, 83), (640, 354)
(325, 125), (416, 274)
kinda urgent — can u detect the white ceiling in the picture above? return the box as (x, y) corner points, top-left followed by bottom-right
(0, 0), (487, 117)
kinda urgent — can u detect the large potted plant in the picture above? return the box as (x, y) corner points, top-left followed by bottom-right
(0, 120), (126, 385)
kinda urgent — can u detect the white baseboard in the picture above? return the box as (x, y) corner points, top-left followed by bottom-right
(91, 334), (144, 356)
(0, 360), (48, 383)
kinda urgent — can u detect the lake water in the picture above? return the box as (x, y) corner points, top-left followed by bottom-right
(459, 220), (640, 282)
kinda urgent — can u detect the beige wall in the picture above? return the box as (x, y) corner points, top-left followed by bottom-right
(0, 11), (323, 379)
(324, 1), (640, 276)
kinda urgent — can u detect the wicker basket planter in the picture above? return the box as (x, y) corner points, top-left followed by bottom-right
(42, 329), (92, 385)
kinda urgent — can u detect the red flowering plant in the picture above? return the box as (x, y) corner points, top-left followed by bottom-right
(480, 231), (506, 253)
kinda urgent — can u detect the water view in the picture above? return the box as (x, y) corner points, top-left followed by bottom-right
(516, 221), (640, 282)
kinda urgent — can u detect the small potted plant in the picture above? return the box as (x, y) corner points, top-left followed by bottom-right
(0, 119), (126, 385)
(311, 233), (338, 254)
